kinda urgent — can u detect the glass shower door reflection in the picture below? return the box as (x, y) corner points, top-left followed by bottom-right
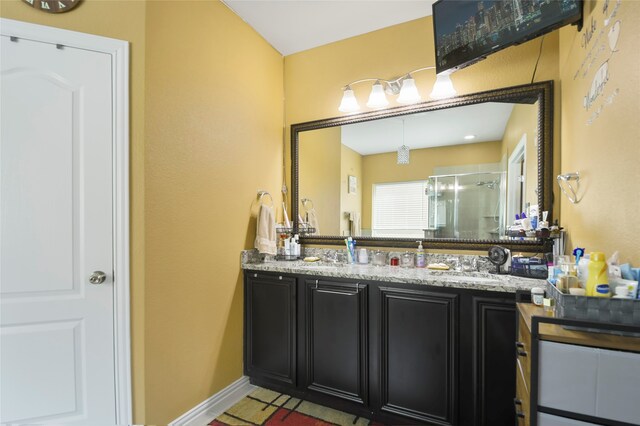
(427, 172), (505, 240)
(457, 173), (504, 240)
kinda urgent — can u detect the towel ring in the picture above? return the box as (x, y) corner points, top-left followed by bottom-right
(557, 172), (581, 204)
(257, 190), (274, 206)
(301, 198), (314, 211)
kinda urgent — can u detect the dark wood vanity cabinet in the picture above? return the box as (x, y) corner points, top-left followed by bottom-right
(376, 286), (458, 425)
(244, 270), (518, 425)
(304, 279), (369, 405)
(472, 296), (517, 426)
(244, 272), (297, 386)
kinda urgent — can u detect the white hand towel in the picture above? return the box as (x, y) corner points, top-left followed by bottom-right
(255, 204), (277, 255)
(351, 212), (361, 237)
(306, 209), (320, 235)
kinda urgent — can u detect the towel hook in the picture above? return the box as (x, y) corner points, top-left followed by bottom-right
(257, 190), (274, 206)
(557, 172), (581, 204)
(301, 198), (314, 211)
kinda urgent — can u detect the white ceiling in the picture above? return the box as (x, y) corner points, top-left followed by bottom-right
(222, 0), (436, 56)
(341, 102), (516, 156)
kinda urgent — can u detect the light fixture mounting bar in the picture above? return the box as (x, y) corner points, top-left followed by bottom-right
(342, 66), (436, 95)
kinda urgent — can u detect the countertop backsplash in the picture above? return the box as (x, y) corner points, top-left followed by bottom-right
(241, 248), (543, 293)
(242, 248), (495, 272)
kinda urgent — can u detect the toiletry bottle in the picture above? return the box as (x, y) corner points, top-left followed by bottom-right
(416, 241), (426, 268)
(577, 256), (590, 287)
(293, 234), (300, 257)
(284, 237), (291, 256)
(585, 252), (610, 297)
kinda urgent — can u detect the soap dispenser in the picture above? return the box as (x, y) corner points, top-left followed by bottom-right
(416, 241), (426, 268)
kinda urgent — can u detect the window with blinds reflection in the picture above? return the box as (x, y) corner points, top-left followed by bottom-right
(372, 181), (429, 238)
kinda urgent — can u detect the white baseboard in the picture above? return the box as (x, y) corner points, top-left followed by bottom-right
(168, 376), (256, 426)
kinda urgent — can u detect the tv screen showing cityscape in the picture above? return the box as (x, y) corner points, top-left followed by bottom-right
(433, 0), (582, 74)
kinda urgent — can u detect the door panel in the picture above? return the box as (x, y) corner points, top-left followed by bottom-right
(1, 35), (115, 424)
(2, 320), (84, 421)
(245, 273), (297, 385)
(472, 296), (516, 426)
(306, 279), (368, 404)
(2, 70), (78, 296)
(379, 286), (458, 425)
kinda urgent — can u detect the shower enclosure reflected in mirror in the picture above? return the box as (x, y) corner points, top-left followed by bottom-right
(292, 82), (553, 251)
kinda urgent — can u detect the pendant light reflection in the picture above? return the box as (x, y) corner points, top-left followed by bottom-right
(366, 80), (389, 108)
(397, 119), (410, 165)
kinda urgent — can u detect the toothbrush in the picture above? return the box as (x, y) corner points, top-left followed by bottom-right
(573, 247), (585, 265)
(347, 237), (356, 264)
(344, 238), (352, 263)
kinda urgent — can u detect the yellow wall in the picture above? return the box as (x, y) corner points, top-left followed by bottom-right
(340, 145), (363, 235)
(1, 1), (283, 424)
(284, 16), (561, 231)
(0, 0), (148, 419)
(559, 0), (640, 264)
(361, 141), (502, 229)
(299, 126), (341, 234)
(144, 1), (282, 424)
(501, 103), (539, 208)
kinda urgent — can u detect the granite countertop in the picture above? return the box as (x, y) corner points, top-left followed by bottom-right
(241, 253), (545, 293)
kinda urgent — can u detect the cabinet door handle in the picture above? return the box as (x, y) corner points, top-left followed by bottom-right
(513, 398), (525, 418)
(253, 273), (258, 278)
(316, 289), (358, 296)
(515, 342), (527, 357)
(314, 281), (360, 296)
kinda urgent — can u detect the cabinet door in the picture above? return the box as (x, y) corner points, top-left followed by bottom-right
(245, 272), (296, 385)
(378, 286), (458, 425)
(305, 279), (368, 405)
(472, 296), (516, 426)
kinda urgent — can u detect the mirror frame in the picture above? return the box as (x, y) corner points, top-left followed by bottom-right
(292, 81), (554, 252)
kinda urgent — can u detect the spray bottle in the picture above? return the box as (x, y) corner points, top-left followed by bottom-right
(416, 241), (426, 268)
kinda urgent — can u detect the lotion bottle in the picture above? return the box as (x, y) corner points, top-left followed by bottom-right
(585, 252), (610, 297)
(416, 241), (426, 268)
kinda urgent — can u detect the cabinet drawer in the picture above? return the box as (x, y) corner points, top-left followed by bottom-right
(538, 413), (597, 425)
(515, 360), (530, 426)
(517, 310), (531, 392)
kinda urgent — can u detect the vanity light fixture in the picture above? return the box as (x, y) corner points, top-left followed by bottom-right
(338, 67), (457, 113)
(429, 73), (458, 100)
(464, 134), (476, 140)
(366, 80), (389, 108)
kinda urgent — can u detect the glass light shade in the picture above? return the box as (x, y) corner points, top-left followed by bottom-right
(429, 74), (457, 100)
(396, 77), (421, 104)
(366, 81), (389, 108)
(338, 87), (360, 113)
(397, 145), (410, 165)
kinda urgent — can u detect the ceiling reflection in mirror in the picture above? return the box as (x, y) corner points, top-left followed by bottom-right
(298, 100), (539, 241)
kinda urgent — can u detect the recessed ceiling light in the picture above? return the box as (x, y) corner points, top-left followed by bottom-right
(464, 134), (476, 140)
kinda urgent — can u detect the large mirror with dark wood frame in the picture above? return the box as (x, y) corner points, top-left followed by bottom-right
(292, 81), (553, 252)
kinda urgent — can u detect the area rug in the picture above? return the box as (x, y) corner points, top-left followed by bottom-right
(209, 387), (385, 426)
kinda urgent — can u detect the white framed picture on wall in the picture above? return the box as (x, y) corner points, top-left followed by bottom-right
(348, 175), (357, 194)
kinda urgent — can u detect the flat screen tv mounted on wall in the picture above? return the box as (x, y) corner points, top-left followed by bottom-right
(433, 0), (582, 74)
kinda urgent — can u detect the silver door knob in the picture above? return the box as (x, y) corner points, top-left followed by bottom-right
(89, 271), (107, 284)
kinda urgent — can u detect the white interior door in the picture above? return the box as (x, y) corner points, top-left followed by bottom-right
(1, 33), (116, 425)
